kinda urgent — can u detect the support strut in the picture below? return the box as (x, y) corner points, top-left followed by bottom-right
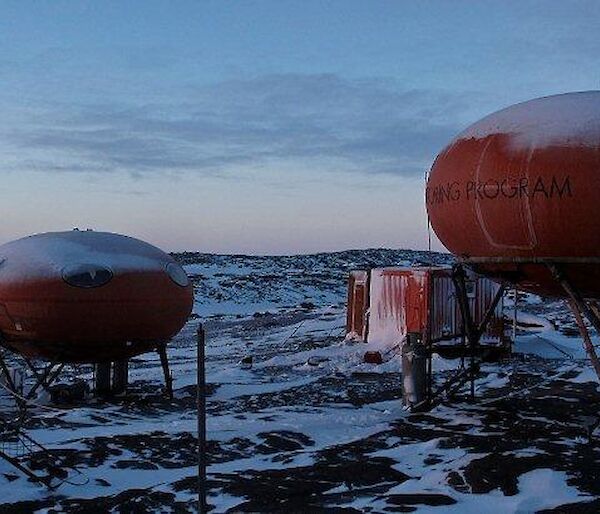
(549, 264), (600, 381)
(0, 350), (83, 489)
(157, 343), (173, 399)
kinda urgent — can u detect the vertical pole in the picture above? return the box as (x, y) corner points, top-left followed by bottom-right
(512, 286), (518, 345)
(197, 324), (206, 514)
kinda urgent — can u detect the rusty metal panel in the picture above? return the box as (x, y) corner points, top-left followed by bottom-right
(366, 268), (429, 347)
(346, 270), (369, 341)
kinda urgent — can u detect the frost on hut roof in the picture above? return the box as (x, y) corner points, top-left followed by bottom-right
(455, 90), (600, 150)
(0, 230), (172, 281)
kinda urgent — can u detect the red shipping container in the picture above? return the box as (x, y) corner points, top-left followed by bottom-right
(346, 266), (505, 349)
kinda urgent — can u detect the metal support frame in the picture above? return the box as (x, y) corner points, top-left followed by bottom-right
(0, 349), (64, 415)
(25, 362), (64, 403)
(425, 274), (434, 407)
(416, 255), (600, 406)
(416, 265), (506, 411)
(451, 264), (506, 402)
(0, 349), (80, 488)
(0, 339), (174, 487)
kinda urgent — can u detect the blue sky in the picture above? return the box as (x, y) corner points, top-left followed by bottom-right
(0, 1), (599, 253)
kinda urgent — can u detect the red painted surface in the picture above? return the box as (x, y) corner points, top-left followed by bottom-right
(346, 270), (369, 340)
(427, 91), (600, 298)
(0, 231), (193, 363)
(360, 267), (504, 347)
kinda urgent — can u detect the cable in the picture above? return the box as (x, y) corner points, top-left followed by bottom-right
(531, 334), (575, 360)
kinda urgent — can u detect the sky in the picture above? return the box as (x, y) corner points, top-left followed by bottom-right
(0, 1), (599, 254)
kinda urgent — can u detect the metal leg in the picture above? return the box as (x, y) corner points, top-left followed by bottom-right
(568, 299), (600, 380)
(112, 359), (129, 395)
(25, 363), (64, 401)
(157, 343), (173, 400)
(549, 265), (600, 334)
(95, 362), (112, 396)
(550, 264), (600, 381)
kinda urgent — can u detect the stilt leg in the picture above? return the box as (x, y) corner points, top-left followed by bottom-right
(568, 300), (600, 381)
(549, 264), (600, 382)
(95, 362), (112, 396)
(158, 344), (173, 399)
(112, 359), (129, 395)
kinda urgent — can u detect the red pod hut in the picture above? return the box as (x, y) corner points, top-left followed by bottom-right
(0, 230), (193, 363)
(426, 91), (600, 298)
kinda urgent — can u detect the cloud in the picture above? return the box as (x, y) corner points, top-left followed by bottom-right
(5, 74), (477, 177)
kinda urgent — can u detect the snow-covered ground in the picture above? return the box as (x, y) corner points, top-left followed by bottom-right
(1, 249), (600, 513)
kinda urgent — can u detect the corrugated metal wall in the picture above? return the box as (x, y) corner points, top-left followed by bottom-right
(430, 272), (462, 342)
(429, 268), (504, 345)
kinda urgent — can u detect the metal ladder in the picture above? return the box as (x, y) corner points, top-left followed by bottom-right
(0, 420), (63, 488)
